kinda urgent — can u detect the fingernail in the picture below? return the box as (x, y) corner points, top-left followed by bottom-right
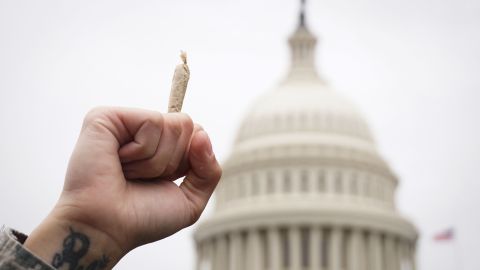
(199, 130), (213, 157)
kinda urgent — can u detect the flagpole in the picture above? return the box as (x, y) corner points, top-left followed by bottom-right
(452, 205), (463, 270)
(453, 235), (463, 270)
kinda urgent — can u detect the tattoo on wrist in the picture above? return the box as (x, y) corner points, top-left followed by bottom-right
(51, 227), (109, 270)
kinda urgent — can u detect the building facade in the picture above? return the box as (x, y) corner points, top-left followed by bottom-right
(194, 5), (417, 270)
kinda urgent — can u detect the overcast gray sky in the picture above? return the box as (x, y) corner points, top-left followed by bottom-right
(1, 0), (479, 269)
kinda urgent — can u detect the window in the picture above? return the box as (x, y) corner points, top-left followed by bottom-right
(350, 173), (358, 195)
(239, 176), (246, 198)
(325, 114), (332, 130)
(365, 177), (371, 198)
(266, 172), (275, 194)
(283, 171), (292, 193)
(286, 115), (294, 131)
(251, 173), (259, 196)
(300, 170), (309, 192)
(380, 183), (387, 201)
(371, 179), (378, 199)
(335, 171), (343, 193)
(359, 177), (366, 197)
(388, 184), (394, 203)
(318, 171), (325, 192)
(300, 113), (308, 130)
(313, 113), (320, 130)
(274, 115), (281, 130)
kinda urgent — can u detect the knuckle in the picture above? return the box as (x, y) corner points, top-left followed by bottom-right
(158, 114), (165, 130)
(153, 114), (164, 131)
(164, 161), (179, 176)
(194, 123), (204, 132)
(146, 158), (167, 177)
(180, 113), (194, 133)
(138, 120), (159, 157)
(138, 141), (156, 157)
(83, 107), (110, 127)
(168, 113), (192, 138)
(169, 116), (183, 138)
(211, 163), (223, 181)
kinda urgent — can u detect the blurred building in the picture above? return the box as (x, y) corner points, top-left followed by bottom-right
(194, 2), (418, 270)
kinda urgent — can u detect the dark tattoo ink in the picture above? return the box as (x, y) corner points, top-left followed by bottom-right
(51, 227), (109, 270)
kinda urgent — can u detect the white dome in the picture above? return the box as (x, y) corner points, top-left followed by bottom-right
(236, 79), (374, 146)
(194, 9), (417, 270)
(227, 76), (390, 186)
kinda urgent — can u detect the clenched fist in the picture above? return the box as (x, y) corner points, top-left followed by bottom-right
(24, 107), (222, 269)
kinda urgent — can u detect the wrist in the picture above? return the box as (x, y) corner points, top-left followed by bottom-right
(24, 215), (124, 269)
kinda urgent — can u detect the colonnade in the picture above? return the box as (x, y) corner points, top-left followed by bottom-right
(196, 226), (416, 270)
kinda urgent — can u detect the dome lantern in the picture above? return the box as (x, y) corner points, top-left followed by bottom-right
(287, 0), (321, 81)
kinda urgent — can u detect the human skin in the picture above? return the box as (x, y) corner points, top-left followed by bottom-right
(23, 107), (222, 269)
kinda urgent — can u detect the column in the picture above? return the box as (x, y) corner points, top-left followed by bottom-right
(384, 235), (395, 270)
(409, 242), (417, 270)
(289, 226), (302, 270)
(367, 232), (382, 270)
(211, 239), (219, 270)
(229, 231), (243, 270)
(329, 227), (342, 270)
(347, 229), (362, 270)
(216, 235), (228, 270)
(397, 240), (407, 270)
(392, 239), (400, 270)
(246, 229), (263, 270)
(268, 227), (282, 270)
(358, 232), (367, 270)
(310, 226), (322, 270)
(196, 241), (203, 270)
(204, 239), (214, 270)
(358, 233), (367, 270)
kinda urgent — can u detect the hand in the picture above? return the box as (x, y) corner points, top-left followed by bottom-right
(24, 107), (222, 269)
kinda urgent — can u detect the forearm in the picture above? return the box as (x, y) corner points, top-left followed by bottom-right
(24, 217), (124, 270)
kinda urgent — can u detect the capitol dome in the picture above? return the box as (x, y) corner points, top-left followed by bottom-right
(194, 2), (418, 270)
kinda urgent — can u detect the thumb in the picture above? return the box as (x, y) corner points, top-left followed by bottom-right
(179, 130), (222, 225)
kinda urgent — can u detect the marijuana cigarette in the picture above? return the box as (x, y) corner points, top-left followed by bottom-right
(168, 51), (190, 113)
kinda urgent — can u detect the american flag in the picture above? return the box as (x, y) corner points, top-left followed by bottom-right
(433, 228), (454, 241)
